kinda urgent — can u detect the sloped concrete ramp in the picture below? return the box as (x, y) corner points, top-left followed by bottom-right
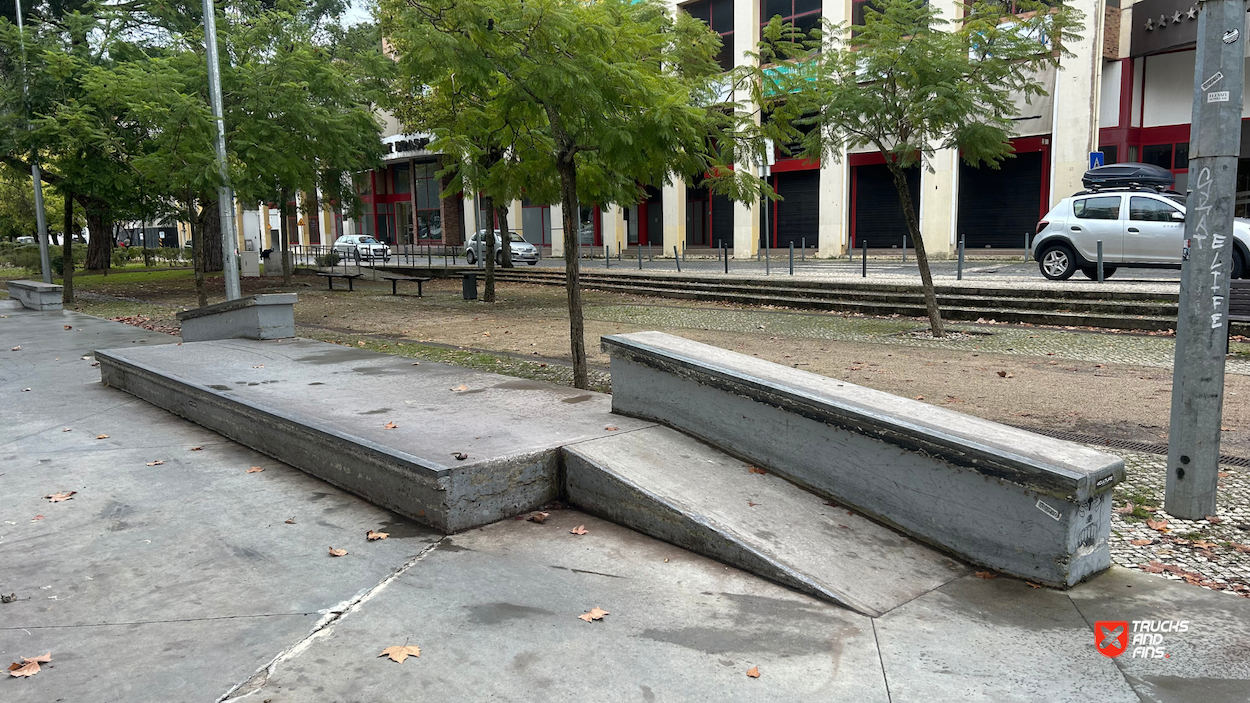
(565, 426), (970, 616)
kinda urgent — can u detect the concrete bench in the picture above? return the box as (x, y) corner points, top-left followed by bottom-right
(316, 271), (362, 291)
(379, 275), (431, 296)
(176, 294), (296, 342)
(601, 331), (1125, 588)
(7, 280), (63, 311)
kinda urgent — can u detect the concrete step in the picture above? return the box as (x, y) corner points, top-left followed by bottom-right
(564, 426), (969, 617)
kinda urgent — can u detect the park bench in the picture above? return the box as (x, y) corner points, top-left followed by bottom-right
(1230, 279), (1250, 351)
(378, 274), (432, 297)
(316, 271), (363, 291)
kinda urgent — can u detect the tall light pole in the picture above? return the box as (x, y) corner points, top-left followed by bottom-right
(13, 0), (52, 284)
(202, 0), (241, 301)
(1165, 0), (1245, 518)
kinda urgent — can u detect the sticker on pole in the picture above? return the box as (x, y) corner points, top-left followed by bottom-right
(1201, 71), (1224, 91)
(1223, 28), (1240, 44)
(1208, 91), (1230, 103)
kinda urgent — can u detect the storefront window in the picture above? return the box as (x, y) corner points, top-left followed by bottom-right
(413, 161), (442, 240)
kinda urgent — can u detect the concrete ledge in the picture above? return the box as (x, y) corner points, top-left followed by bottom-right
(7, 280), (63, 311)
(176, 294), (296, 342)
(601, 331), (1125, 587)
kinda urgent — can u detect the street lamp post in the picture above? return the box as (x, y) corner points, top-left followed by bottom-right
(13, 0), (52, 284)
(202, 0), (242, 301)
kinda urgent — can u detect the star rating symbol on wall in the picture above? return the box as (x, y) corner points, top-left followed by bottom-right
(1172, 11), (1183, 23)
(1186, 6), (1197, 20)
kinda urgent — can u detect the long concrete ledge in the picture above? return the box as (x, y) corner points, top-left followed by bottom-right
(601, 331), (1125, 587)
(176, 293), (296, 342)
(7, 279), (63, 311)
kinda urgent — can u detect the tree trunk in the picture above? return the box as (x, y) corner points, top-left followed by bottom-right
(497, 203), (514, 268)
(555, 156), (588, 389)
(188, 192), (208, 308)
(83, 202), (112, 271)
(280, 188), (292, 286)
(886, 160), (944, 337)
(62, 191), (73, 304)
(202, 197), (224, 272)
(481, 195), (496, 302)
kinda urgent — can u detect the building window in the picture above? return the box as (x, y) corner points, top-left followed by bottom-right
(685, 0), (735, 72)
(763, 0), (822, 36)
(1141, 142), (1189, 173)
(413, 161), (442, 241)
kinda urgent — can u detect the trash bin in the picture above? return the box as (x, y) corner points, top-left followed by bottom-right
(462, 273), (478, 301)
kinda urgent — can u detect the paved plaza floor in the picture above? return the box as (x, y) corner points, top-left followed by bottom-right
(3, 307), (1249, 702)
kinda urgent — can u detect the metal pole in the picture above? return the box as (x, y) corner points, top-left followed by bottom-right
(1096, 240), (1104, 282)
(673, 245), (680, 272)
(801, 237), (805, 261)
(957, 233), (965, 280)
(1024, 232), (1031, 263)
(723, 242), (728, 274)
(202, 0), (241, 300)
(1167, 0), (1245, 519)
(789, 242), (794, 275)
(13, 2), (51, 283)
(765, 244), (769, 275)
(605, 244), (610, 269)
(648, 242), (652, 262)
(902, 234), (906, 263)
(862, 240), (867, 277)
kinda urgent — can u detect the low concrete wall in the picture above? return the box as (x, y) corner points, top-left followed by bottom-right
(7, 280), (62, 311)
(601, 331), (1125, 588)
(176, 294), (296, 342)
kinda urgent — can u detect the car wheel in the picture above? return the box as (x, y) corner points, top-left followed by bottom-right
(495, 250), (503, 265)
(1038, 244), (1077, 280)
(465, 250), (476, 265)
(1235, 248), (1246, 279)
(1081, 266), (1116, 280)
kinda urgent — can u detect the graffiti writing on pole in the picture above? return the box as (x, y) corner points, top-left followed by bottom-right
(1188, 166), (1228, 329)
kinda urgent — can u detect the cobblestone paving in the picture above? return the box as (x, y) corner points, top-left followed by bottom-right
(586, 304), (1250, 375)
(1105, 448), (1250, 597)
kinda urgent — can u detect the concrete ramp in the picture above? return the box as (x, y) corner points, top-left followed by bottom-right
(565, 426), (969, 616)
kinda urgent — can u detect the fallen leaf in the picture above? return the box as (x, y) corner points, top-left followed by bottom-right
(1026, 582), (1043, 589)
(451, 452), (468, 461)
(914, 396), (924, 400)
(1192, 540), (1219, 550)
(974, 571), (997, 579)
(451, 384), (468, 392)
(1146, 518), (1169, 532)
(604, 426), (619, 431)
(63, 325), (71, 330)
(1114, 502), (1134, 515)
(96, 434), (109, 440)
(578, 607), (609, 622)
(570, 525), (588, 535)
(747, 501), (760, 507)
(996, 370), (1007, 377)
(1130, 539), (1153, 546)
(384, 421), (398, 430)
(367, 529), (389, 541)
(748, 466), (768, 475)
(146, 460), (165, 466)
(1206, 515), (1223, 524)
(284, 518), (296, 524)
(1232, 543), (1250, 554)
(190, 446), (203, 451)
(357, 341), (366, 347)
(328, 547), (348, 557)
(1141, 562), (1166, 573)
(1141, 506), (1158, 512)
(527, 512), (549, 524)
(246, 466), (264, 474)
(378, 645), (421, 663)
(746, 666), (760, 678)
(44, 491), (76, 502)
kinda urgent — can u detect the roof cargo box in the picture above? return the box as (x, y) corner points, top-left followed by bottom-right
(1081, 162), (1175, 190)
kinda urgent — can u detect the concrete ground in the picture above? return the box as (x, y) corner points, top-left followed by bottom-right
(3, 308), (1250, 702)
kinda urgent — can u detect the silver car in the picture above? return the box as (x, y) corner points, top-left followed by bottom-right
(465, 230), (539, 265)
(1033, 189), (1249, 280)
(332, 235), (390, 263)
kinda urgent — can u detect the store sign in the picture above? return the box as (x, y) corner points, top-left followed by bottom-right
(1130, 0), (1200, 56)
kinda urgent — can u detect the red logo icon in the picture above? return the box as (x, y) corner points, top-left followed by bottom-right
(1095, 621), (1129, 658)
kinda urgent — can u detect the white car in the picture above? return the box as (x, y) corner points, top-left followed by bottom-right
(332, 235), (390, 263)
(1033, 189), (1249, 280)
(15, 236), (35, 244)
(464, 230), (539, 265)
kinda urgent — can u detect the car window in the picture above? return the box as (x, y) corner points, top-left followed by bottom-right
(508, 233), (526, 243)
(1129, 197), (1181, 222)
(359, 237), (378, 244)
(1073, 196), (1121, 220)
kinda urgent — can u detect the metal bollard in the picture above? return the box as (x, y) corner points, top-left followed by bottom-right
(957, 234), (965, 280)
(1097, 240), (1104, 282)
(1024, 232), (1031, 263)
(682, 243), (686, 262)
(605, 244), (610, 269)
(673, 245), (681, 272)
(789, 242), (794, 275)
(902, 234), (906, 263)
(801, 237), (805, 261)
(723, 242), (729, 274)
(648, 243), (653, 262)
(862, 240), (867, 277)
(765, 246), (770, 275)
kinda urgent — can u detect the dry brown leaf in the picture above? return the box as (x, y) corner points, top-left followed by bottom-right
(748, 501), (760, 507)
(1141, 505), (1158, 512)
(357, 341), (366, 347)
(246, 466), (264, 474)
(604, 426), (619, 431)
(1130, 539), (1153, 546)
(1146, 519), (1169, 532)
(7, 652), (50, 678)
(1141, 562), (1166, 573)
(383, 422), (398, 430)
(1114, 503), (1134, 515)
(451, 452), (468, 461)
(1192, 540), (1219, 550)
(748, 466), (768, 475)
(328, 547), (348, 557)
(45, 491), (76, 502)
(578, 607), (609, 622)
(95, 434), (109, 440)
(570, 525), (588, 535)
(451, 384), (468, 392)
(1205, 515), (1223, 524)
(1026, 582), (1043, 589)
(284, 518), (296, 524)
(146, 460), (165, 466)
(190, 446), (203, 451)
(378, 645), (421, 663)
(996, 371), (1007, 377)
(746, 666), (760, 678)
(1231, 543), (1250, 554)
(974, 571), (997, 579)
(527, 512), (549, 524)
(366, 529), (389, 541)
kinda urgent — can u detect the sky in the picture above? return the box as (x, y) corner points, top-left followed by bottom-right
(342, 0), (372, 26)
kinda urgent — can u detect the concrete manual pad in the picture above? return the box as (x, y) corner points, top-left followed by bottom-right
(565, 426), (969, 616)
(238, 510), (890, 703)
(94, 338), (653, 532)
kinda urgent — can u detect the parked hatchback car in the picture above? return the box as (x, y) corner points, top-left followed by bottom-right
(332, 234), (390, 263)
(464, 230), (539, 265)
(1033, 190), (1249, 281)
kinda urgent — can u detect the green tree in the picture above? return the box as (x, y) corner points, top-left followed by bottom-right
(382, 0), (754, 388)
(756, 0), (1081, 336)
